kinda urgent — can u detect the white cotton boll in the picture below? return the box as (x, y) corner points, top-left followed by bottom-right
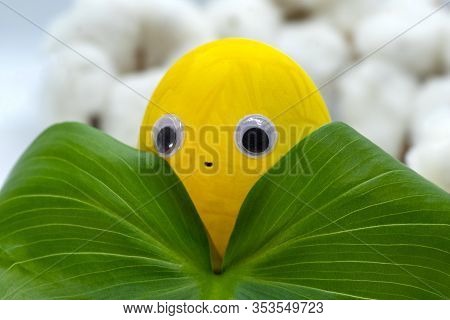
(336, 60), (416, 124)
(381, 0), (444, 13)
(412, 105), (450, 145)
(353, 1), (447, 76)
(277, 20), (351, 86)
(320, 84), (341, 119)
(41, 43), (116, 124)
(102, 68), (166, 146)
(137, 0), (214, 69)
(270, 0), (323, 15)
(322, 0), (381, 34)
(410, 76), (450, 144)
(47, 0), (142, 73)
(441, 19), (450, 72)
(43, 0), (213, 131)
(272, 0), (346, 13)
(271, 0), (306, 14)
(206, 0), (282, 44)
(276, 19), (351, 119)
(282, 0), (381, 34)
(336, 60), (417, 157)
(47, 0), (213, 73)
(406, 141), (450, 192)
(352, 116), (406, 157)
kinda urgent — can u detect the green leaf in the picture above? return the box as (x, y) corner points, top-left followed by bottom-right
(0, 123), (213, 299)
(224, 122), (450, 299)
(1, 122), (449, 299)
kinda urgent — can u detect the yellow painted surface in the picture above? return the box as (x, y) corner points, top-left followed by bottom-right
(140, 39), (330, 256)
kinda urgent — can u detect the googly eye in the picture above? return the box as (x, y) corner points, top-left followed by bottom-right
(153, 114), (184, 157)
(235, 114), (277, 157)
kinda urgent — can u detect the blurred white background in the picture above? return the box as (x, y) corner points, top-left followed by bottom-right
(0, 0), (76, 184)
(0, 0), (449, 191)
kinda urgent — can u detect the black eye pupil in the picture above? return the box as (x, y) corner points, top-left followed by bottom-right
(157, 126), (177, 153)
(242, 128), (270, 154)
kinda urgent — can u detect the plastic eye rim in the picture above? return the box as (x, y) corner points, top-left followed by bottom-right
(235, 114), (277, 158)
(152, 114), (184, 157)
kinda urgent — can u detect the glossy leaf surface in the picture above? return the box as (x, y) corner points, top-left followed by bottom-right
(1, 122), (449, 299)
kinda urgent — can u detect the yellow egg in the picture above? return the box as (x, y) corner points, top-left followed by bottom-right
(140, 38), (330, 257)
